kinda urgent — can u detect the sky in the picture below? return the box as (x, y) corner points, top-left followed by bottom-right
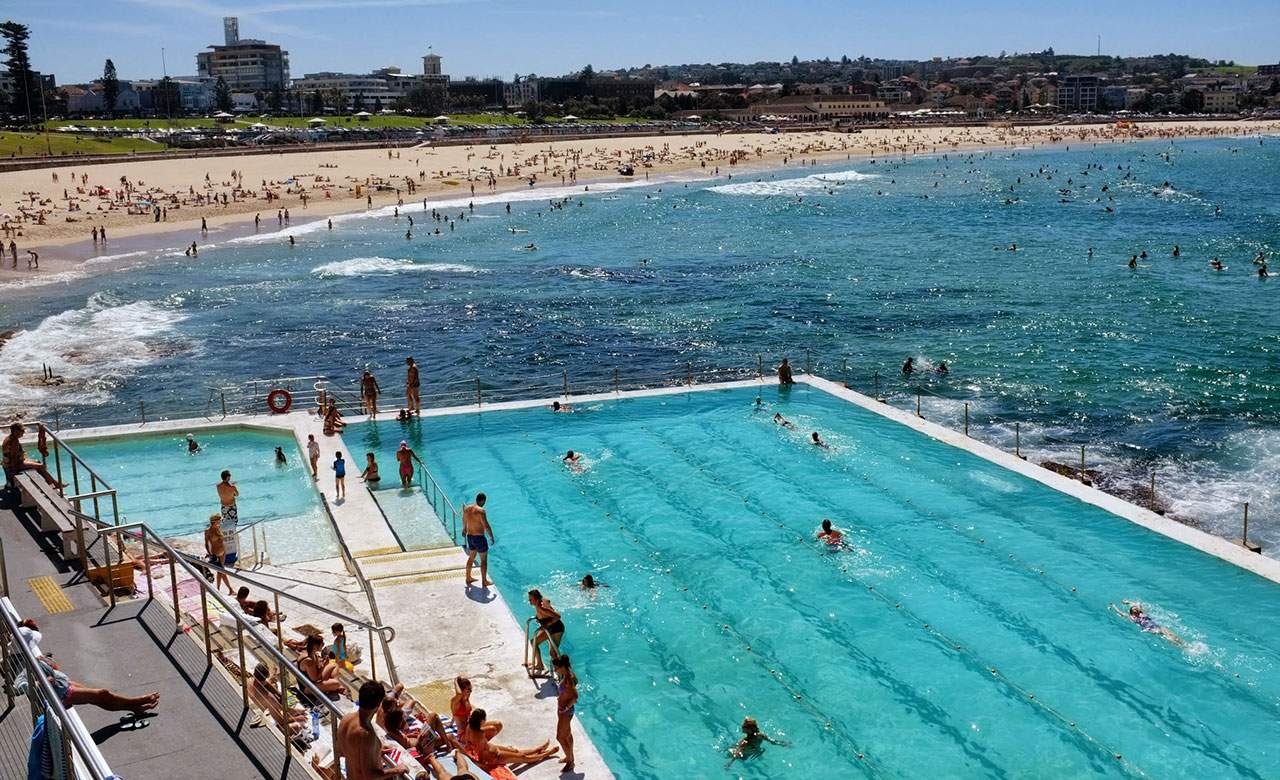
(7, 0), (1279, 84)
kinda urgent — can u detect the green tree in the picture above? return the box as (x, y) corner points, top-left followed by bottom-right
(308, 90), (325, 114)
(268, 86), (283, 112)
(156, 76), (180, 118)
(214, 76), (233, 112)
(102, 59), (119, 115)
(0, 21), (36, 124)
(372, 95), (383, 113)
(579, 64), (594, 80)
(351, 92), (366, 112)
(406, 83), (446, 115)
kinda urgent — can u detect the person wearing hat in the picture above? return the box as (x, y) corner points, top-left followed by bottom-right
(186, 433), (200, 453)
(395, 441), (422, 488)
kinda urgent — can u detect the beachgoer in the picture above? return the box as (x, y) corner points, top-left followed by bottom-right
(1109, 600), (1185, 646)
(216, 470), (240, 566)
(777, 358), (795, 385)
(332, 680), (410, 780)
(463, 494), (495, 587)
(360, 370), (381, 416)
(935, 361), (949, 376)
(450, 676), (502, 737)
(551, 401), (573, 413)
(580, 574), (603, 590)
(816, 519), (844, 547)
(902, 357), (915, 375)
(463, 708), (557, 774)
(204, 514), (234, 595)
(17, 622), (160, 716)
(726, 717), (789, 767)
(526, 589), (565, 675)
(186, 433), (200, 453)
(395, 441), (420, 488)
(361, 452), (381, 485)
(405, 357), (421, 414)
(2, 423), (59, 487)
(553, 655), (578, 772)
(772, 413), (795, 430)
(331, 623), (351, 670)
(1210, 257), (1225, 271)
(810, 432), (830, 449)
(307, 434), (321, 479)
(274, 446), (287, 465)
(563, 450), (584, 472)
(333, 453), (347, 499)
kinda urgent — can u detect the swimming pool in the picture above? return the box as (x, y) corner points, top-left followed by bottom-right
(68, 426), (338, 564)
(358, 384), (1280, 778)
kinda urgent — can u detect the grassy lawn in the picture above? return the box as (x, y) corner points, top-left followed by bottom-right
(1208, 65), (1258, 76)
(44, 118), (222, 129)
(0, 132), (165, 157)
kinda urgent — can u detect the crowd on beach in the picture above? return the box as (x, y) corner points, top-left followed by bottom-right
(2, 120), (1275, 278)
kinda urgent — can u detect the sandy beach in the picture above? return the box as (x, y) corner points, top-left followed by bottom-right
(0, 119), (1275, 286)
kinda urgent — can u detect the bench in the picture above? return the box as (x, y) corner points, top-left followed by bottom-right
(86, 562), (135, 595)
(14, 473), (83, 562)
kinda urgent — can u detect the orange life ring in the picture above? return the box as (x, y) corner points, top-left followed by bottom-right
(266, 389), (293, 414)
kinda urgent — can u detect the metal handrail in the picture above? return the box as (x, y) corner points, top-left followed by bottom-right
(522, 615), (563, 680)
(88, 519), (348, 757)
(1, 597), (116, 780)
(417, 460), (461, 543)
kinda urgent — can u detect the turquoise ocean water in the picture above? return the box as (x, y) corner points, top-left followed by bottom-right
(1, 135), (1277, 549)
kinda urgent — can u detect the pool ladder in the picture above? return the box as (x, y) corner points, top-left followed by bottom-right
(522, 616), (563, 681)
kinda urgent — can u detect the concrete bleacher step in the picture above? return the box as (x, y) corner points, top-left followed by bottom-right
(355, 547), (468, 581)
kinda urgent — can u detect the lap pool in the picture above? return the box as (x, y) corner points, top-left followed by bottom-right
(356, 384), (1280, 778)
(67, 426), (338, 564)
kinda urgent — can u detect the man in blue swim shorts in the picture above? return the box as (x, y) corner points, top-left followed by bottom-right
(463, 493), (495, 587)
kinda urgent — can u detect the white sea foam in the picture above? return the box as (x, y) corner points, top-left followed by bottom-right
(0, 249), (157, 292)
(0, 292), (188, 413)
(708, 169), (879, 197)
(311, 256), (483, 278)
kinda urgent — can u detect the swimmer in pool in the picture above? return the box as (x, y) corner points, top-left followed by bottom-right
(725, 717), (788, 767)
(816, 519), (844, 547)
(1110, 600), (1185, 646)
(810, 432), (830, 449)
(563, 450), (584, 471)
(551, 401), (573, 413)
(274, 446), (287, 465)
(186, 434), (200, 454)
(753, 397), (764, 412)
(773, 413), (795, 430)
(580, 574), (606, 590)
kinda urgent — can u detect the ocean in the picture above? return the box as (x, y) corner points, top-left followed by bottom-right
(2, 135), (1277, 551)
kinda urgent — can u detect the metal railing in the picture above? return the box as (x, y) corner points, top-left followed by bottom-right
(1, 597), (116, 780)
(417, 461), (461, 544)
(85, 517), (348, 763)
(522, 616), (564, 681)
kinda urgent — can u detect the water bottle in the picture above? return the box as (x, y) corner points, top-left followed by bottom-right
(310, 709), (321, 741)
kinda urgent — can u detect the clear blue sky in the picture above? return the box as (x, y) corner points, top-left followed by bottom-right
(9, 0), (1279, 84)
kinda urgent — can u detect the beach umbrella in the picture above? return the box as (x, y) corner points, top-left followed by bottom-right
(562, 114), (580, 121)
(307, 117), (327, 125)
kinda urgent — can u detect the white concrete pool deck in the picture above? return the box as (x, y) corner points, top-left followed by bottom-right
(45, 372), (1280, 780)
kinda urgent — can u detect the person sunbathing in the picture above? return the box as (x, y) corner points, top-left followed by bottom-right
(17, 621), (159, 716)
(462, 708), (557, 777)
(249, 663), (308, 735)
(298, 635), (346, 697)
(449, 676), (501, 737)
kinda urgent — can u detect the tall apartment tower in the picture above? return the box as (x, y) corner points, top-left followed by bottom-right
(224, 16), (239, 46)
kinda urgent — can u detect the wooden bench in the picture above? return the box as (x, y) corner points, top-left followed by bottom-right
(86, 562), (135, 595)
(14, 472), (83, 562)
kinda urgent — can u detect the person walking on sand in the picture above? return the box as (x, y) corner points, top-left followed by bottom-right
(360, 370), (381, 417)
(333, 452), (347, 499)
(215, 470), (240, 566)
(306, 434), (320, 479)
(463, 493), (495, 587)
(405, 357), (421, 414)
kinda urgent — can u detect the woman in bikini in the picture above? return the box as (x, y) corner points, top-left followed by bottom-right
(463, 708), (557, 778)
(526, 589), (565, 676)
(450, 676), (502, 737)
(553, 655), (578, 772)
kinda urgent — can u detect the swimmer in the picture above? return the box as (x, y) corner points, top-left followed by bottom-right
(772, 413), (795, 430)
(725, 717), (788, 768)
(186, 434), (200, 454)
(753, 397), (764, 412)
(1109, 600), (1184, 646)
(810, 432), (830, 449)
(1259, 264), (1269, 279)
(580, 574), (606, 590)
(1209, 257), (1225, 271)
(551, 401), (573, 413)
(935, 361), (949, 376)
(902, 357), (915, 375)
(274, 446), (287, 465)
(525, 243), (537, 251)
(1128, 255), (1138, 269)
(563, 450), (584, 471)
(1007, 243), (1017, 251)
(815, 519), (844, 547)
(1172, 245), (1180, 258)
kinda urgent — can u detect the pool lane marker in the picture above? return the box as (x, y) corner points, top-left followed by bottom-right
(29, 576), (75, 615)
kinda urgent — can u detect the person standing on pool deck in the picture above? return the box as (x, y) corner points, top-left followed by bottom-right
(405, 357), (421, 414)
(463, 493), (494, 587)
(204, 514), (235, 596)
(216, 470), (240, 567)
(360, 370), (381, 417)
(306, 434), (321, 479)
(553, 654), (578, 773)
(333, 452), (347, 499)
(777, 358), (795, 385)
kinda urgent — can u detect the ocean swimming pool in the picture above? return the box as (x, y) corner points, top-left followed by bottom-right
(358, 383), (1280, 778)
(68, 426), (338, 564)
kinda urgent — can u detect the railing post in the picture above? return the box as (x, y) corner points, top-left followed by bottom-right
(141, 534), (153, 602)
(274, 594), (284, 654)
(686, 362), (693, 387)
(280, 666), (292, 760)
(805, 349), (811, 375)
(916, 390), (922, 418)
(75, 513), (88, 573)
(369, 630), (378, 681)
(200, 587), (213, 667)
(757, 354), (763, 379)
(562, 369), (569, 397)
(170, 554), (180, 624)
(52, 433), (62, 492)
(104, 531), (117, 608)
(1240, 502), (1261, 552)
(0, 535), (8, 598)
(1079, 445), (1086, 479)
(613, 367), (620, 394)
(1015, 422), (1022, 458)
(873, 371), (880, 400)
(475, 377), (482, 407)
(964, 403), (969, 436)
(237, 623), (249, 709)
(1149, 472), (1156, 511)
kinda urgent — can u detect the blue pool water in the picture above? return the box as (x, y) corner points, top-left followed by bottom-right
(358, 385), (1280, 778)
(68, 427), (338, 563)
(1, 135), (1278, 550)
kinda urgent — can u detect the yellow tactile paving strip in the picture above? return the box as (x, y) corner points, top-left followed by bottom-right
(28, 576), (74, 614)
(352, 546), (403, 559)
(374, 570), (465, 588)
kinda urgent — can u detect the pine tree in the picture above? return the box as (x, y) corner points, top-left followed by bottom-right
(214, 76), (233, 112)
(102, 59), (119, 115)
(0, 21), (36, 124)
